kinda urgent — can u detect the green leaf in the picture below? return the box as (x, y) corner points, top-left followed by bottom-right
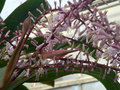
(1, 17), (31, 87)
(53, 42), (69, 50)
(25, 36), (45, 54)
(28, 66), (120, 90)
(0, 60), (8, 68)
(14, 85), (29, 90)
(85, 67), (120, 90)
(1, 0), (48, 39)
(38, 67), (120, 90)
(0, 74), (34, 90)
(0, 72), (54, 90)
(0, 0), (6, 13)
(0, 0), (48, 49)
(53, 37), (96, 59)
(1, 65), (120, 90)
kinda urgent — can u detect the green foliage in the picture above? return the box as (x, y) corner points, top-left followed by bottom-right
(52, 38), (120, 90)
(53, 37), (96, 59)
(1, 0), (48, 39)
(25, 36), (45, 54)
(0, 60), (8, 68)
(0, 0), (48, 88)
(1, 65), (120, 90)
(1, 73), (34, 90)
(0, 0), (6, 13)
(28, 66), (120, 90)
(86, 68), (120, 90)
(0, 0), (48, 49)
(1, 18), (31, 86)
(14, 85), (29, 90)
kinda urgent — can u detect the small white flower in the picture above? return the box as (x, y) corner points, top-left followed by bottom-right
(24, 69), (30, 77)
(8, 48), (14, 55)
(48, 23), (54, 31)
(53, 13), (64, 22)
(3, 55), (10, 60)
(102, 47), (118, 59)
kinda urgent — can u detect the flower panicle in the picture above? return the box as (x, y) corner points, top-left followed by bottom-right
(1, 0), (120, 84)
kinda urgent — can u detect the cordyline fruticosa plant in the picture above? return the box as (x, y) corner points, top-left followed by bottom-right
(0, 0), (120, 90)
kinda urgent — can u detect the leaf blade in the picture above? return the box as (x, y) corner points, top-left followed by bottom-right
(1, 17), (31, 86)
(2, 65), (120, 90)
(1, 0), (48, 39)
(0, 0), (6, 13)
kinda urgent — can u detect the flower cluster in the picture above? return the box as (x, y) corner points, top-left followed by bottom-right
(0, 0), (120, 84)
